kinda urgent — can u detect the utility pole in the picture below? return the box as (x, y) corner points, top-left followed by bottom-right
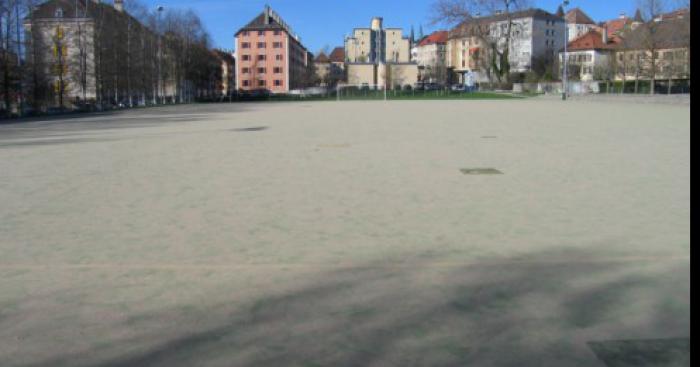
(562, 0), (569, 100)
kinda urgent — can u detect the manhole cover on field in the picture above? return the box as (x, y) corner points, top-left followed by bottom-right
(232, 126), (268, 132)
(460, 168), (503, 175)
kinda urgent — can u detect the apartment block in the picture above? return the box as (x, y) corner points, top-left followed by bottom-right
(235, 6), (309, 93)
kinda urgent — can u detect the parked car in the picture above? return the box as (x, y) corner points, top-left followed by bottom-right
(451, 84), (468, 92)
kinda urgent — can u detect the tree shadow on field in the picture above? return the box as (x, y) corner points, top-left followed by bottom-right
(17, 248), (690, 367)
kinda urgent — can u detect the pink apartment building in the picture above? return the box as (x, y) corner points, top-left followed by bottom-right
(235, 6), (310, 93)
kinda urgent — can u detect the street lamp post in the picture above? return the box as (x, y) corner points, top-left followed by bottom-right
(562, 0), (569, 100)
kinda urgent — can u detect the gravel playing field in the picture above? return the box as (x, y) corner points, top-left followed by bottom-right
(0, 97), (690, 367)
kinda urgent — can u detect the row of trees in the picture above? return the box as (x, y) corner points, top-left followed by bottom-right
(1, 0), (226, 117)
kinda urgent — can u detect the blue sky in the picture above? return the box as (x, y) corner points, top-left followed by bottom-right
(142, 0), (648, 52)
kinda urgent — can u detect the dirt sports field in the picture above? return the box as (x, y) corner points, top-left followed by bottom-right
(0, 97), (690, 367)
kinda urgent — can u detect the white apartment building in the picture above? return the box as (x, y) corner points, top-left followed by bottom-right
(447, 8), (566, 83)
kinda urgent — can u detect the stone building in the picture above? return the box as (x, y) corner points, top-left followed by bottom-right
(344, 17), (417, 88)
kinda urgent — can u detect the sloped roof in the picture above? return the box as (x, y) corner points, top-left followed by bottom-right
(329, 47), (345, 62)
(657, 8), (689, 21)
(449, 8), (562, 39)
(565, 8), (595, 25)
(478, 8), (563, 23)
(315, 52), (330, 63)
(236, 12), (285, 34)
(618, 17), (690, 50)
(29, 0), (128, 21)
(566, 30), (617, 51)
(602, 17), (632, 40)
(418, 31), (448, 46)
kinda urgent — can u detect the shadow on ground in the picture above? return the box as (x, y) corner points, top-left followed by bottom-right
(11, 246), (689, 367)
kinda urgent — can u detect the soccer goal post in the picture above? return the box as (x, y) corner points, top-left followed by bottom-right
(336, 84), (388, 101)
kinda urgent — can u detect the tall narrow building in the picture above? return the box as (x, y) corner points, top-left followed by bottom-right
(234, 6), (310, 93)
(343, 17), (418, 88)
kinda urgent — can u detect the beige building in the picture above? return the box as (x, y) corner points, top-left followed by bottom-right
(314, 49), (345, 86)
(412, 31), (449, 83)
(446, 23), (491, 83)
(344, 17), (411, 63)
(612, 15), (690, 84)
(343, 17), (417, 88)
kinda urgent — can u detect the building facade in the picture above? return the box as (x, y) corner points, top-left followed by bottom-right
(447, 8), (566, 84)
(565, 8), (599, 42)
(213, 49), (236, 96)
(411, 31), (448, 83)
(611, 15), (690, 84)
(343, 17), (417, 88)
(23, 0), (184, 108)
(559, 10), (690, 87)
(559, 30), (615, 81)
(234, 6), (310, 93)
(344, 17), (411, 63)
(314, 49), (344, 87)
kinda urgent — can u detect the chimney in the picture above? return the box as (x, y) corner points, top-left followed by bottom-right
(601, 26), (608, 44)
(264, 5), (270, 25)
(114, 0), (124, 12)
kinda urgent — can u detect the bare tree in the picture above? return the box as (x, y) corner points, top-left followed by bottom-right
(636, 0), (666, 94)
(430, 0), (531, 84)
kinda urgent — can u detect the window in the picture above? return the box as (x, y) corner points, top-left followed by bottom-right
(258, 80), (266, 87)
(258, 30), (265, 36)
(257, 55), (266, 61)
(273, 67), (283, 73)
(257, 67), (266, 74)
(273, 42), (283, 48)
(242, 80), (250, 87)
(242, 67), (250, 74)
(274, 30), (281, 36)
(257, 42), (266, 48)
(242, 31), (249, 36)
(275, 54), (283, 61)
(55, 7), (63, 18)
(241, 42), (250, 49)
(274, 80), (282, 86)
(242, 55), (251, 61)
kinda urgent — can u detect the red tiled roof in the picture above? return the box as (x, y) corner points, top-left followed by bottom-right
(603, 17), (632, 39)
(565, 8), (595, 25)
(418, 31), (448, 46)
(566, 30), (616, 51)
(328, 47), (345, 63)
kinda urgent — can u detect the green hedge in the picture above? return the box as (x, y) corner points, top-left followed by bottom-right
(598, 80), (690, 94)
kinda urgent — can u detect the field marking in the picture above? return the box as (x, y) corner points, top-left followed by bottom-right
(0, 256), (689, 271)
